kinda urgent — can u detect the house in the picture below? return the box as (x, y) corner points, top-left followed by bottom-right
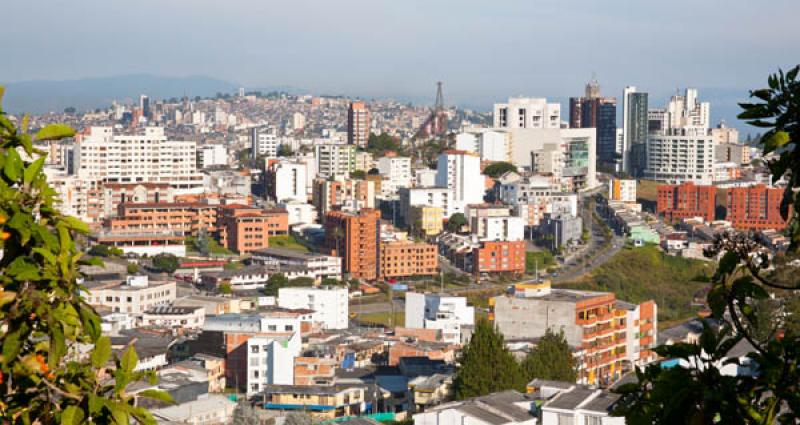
(413, 390), (537, 425)
(151, 394), (237, 425)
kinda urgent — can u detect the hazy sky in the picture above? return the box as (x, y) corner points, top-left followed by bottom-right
(3, 0), (799, 107)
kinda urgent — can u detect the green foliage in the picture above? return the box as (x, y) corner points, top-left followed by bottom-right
(223, 261), (243, 271)
(0, 88), (169, 422)
(367, 132), (402, 156)
(219, 283), (233, 294)
(453, 318), (526, 399)
(563, 245), (712, 323)
(321, 277), (343, 287)
(446, 213), (467, 233)
(88, 244), (123, 258)
(268, 235), (310, 252)
(126, 263), (139, 274)
(482, 161), (517, 178)
(277, 144), (294, 157)
(263, 273), (289, 296)
(525, 251), (555, 275)
(350, 169), (367, 179)
(151, 253), (180, 274)
(520, 329), (576, 383)
(288, 277), (315, 287)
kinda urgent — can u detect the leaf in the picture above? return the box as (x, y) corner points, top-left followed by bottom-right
(23, 156), (45, 185)
(717, 251), (739, 277)
(79, 303), (102, 342)
(7, 257), (41, 280)
(0, 291), (16, 306)
(120, 345), (138, 373)
(62, 216), (89, 234)
(61, 405), (85, 425)
(92, 336), (112, 368)
(137, 389), (174, 404)
(4, 148), (23, 181)
(34, 124), (75, 141)
(762, 131), (790, 154)
(7, 213), (32, 245)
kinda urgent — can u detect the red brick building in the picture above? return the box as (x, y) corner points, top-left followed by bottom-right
(324, 209), (380, 280)
(656, 182), (716, 222)
(217, 205), (289, 253)
(726, 184), (788, 230)
(472, 240), (526, 277)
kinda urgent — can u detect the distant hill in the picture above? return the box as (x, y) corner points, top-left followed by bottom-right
(1, 74), (241, 114)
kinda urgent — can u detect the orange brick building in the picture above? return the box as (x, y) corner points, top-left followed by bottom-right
(294, 357), (337, 386)
(726, 184), (788, 230)
(217, 205), (289, 253)
(324, 209), (380, 280)
(472, 240), (526, 276)
(379, 240), (439, 280)
(656, 182), (716, 222)
(107, 202), (218, 236)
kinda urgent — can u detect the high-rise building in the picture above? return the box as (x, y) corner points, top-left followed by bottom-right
(608, 179), (637, 203)
(377, 153), (412, 195)
(493, 97), (561, 129)
(197, 144), (228, 169)
(314, 144), (356, 178)
(347, 101), (370, 147)
(278, 286), (349, 330)
(265, 161), (307, 202)
(454, 129), (512, 162)
(435, 150), (485, 206)
(379, 240), (439, 280)
(656, 182), (716, 223)
(645, 127), (715, 185)
(569, 79), (617, 170)
(324, 209), (380, 280)
(648, 88), (711, 132)
(726, 184), (787, 230)
(622, 87), (648, 176)
(250, 126), (278, 159)
(140, 95), (151, 119)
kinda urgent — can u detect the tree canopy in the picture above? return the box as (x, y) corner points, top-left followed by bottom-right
(367, 132), (402, 156)
(482, 162), (517, 178)
(520, 328), (576, 383)
(446, 213), (468, 233)
(151, 253), (180, 274)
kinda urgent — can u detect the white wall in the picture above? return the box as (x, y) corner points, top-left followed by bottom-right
(278, 287), (349, 329)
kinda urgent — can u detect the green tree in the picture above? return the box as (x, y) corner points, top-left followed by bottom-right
(0, 88), (169, 422)
(219, 283), (233, 295)
(277, 144), (294, 157)
(263, 273), (289, 296)
(231, 402), (260, 425)
(453, 318), (526, 399)
(446, 213), (467, 233)
(350, 169), (366, 180)
(482, 162), (517, 178)
(321, 277), (342, 287)
(127, 263), (139, 274)
(520, 329), (576, 383)
(194, 229), (211, 256)
(288, 277), (315, 287)
(151, 253), (180, 274)
(614, 66), (800, 424)
(367, 132), (401, 155)
(88, 244), (112, 257)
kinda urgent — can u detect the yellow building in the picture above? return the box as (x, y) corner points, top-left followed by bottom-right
(410, 206), (444, 236)
(263, 385), (367, 419)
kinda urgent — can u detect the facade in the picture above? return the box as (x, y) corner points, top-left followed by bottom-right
(622, 87), (649, 176)
(473, 240), (526, 277)
(608, 179), (637, 203)
(324, 209), (380, 280)
(280, 200), (318, 226)
(266, 161), (307, 202)
(75, 126), (202, 192)
(294, 357), (337, 386)
(644, 127), (715, 185)
(506, 128), (598, 191)
(726, 184), (788, 230)
(245, 332), (302, 395)
(405, 292), (475, 344)
(278, 286), (349, 329)
(454, 129), (512, 162)
(197, 144), (227, 169)
(379, 240), (439, 280)
(85, 276), (176, 316)
(315, 144), (356, 178)
(399, 187), (458, 227)
(435, 150), (485, 207)
(494, 97), (561, 129)
(263, 385), (367, 420)
(648, 88), (710, 131)
(251, 126), (279, 158)
(539, 213), (584, 251)
(90, 231), (186, 257)
(569, 79), (617, 169)
(217, 206), (289, 253)
(656, 182), (716, 223)
(715, 142), (750, 166)
(539, 385), (625, 425)
(347, 101), (370, 148)
(250, 248), (342, 281)
(410, 206), (445, 236)
(108, 202), (218, 237)
(141, 306), (205, 329)
(312, 177), (376, 216)
(377, 154), (412, 195)
(492, 282), (657, 387)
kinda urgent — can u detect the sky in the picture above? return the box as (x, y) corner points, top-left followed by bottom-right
(2, 0), (799, 111)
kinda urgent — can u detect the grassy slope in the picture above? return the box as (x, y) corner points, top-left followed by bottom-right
(268, 235), (310, 253)
(561, 245), (714, 323)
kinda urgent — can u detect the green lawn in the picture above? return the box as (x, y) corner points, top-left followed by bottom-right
(269, 235), (310, 252)
(357, 311), (405, 328)
(184, 236), (234, 255)
(526, 251), (556, 274)
(562, 245), (714, 323)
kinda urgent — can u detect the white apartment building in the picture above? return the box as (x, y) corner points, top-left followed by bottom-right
(197, 144), (227, 169)
(377, 155), (412, 195)
(406, 292), (475, 344)
(399, 187), (459, 226)
(250, 248), (342, 281)
(414, 168), (437, 187)
(279, 200), (318, 226)
(270, 161), (307, 202)
(436, 150), (485, 206)
(75, 127), (202, 193)
(203, 313), (304, 335)
(140, 305), (205, 329)
(246, 332), (302, 395)
(455, 129), (512, 162)
(278, 286), (349, 329)
(608, 179), (637, 203)
(251, 126), (279, 158)
(506, 128), (598, 191)
(493, 97), (561, 129)
(479, 216), (525, 242)
(85, 276), (176, 316)
(315, 144), (356, 178)
(648, 88), (711, 132)
(644, 127), (715, 185)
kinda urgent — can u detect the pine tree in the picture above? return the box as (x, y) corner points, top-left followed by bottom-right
(520, 328), (576, 383)
(453, 318), (526, 399)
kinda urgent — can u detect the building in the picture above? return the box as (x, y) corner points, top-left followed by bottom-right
(152, 394), (237, 425)
(569, 78), (618, 170)
(622, 87), (649, 176)
(263, 385), (367, 420)
(377, 154), (412, 195)
(648, 88), (710, 131)
(380, 240), (439, 280)
(715, 142), (750, 166)
(90, 231), (186, 257)
(539, 213), (583, 251)
(278, 286), (349, 329)
(413, 390), (537, 425)
(280, 200), (318, 226)
(473, 240), (526, 277)
(644, 127), (715, 185)
(141, 306), (205, 329)
(75, 126), (203, 193)
(712, 121), (740, 144)
(246, 332), (302, 395)
(312, 176), (376, 216)
(398, 187), (458, 227)
(197, 144), (227, 169)
(405, 293), (475, 344)
(726, 184), (788, 230)
(294, 357), (337, 386)
(324, 209), (380, 280)
(250, 248), (342, 281)
(608, 179), (636, 203)
(492, 282), (657, 387)
(410, 206), (445, 236)
(656, 182), (716, 223)
(436, 150), (485, 207)
(85, 275), (176, 316)
(347, 101), (370, 148)
(539, 384), (624, 425)
(465, 205), (525, 242)
(506, 128), (598, 191)
(251, 126), (279, 158)
(107, 202), (218, 237)
(454, 129), (512, 162)
(316, 144), (356, 178)
(266, 161), (307, 202)
(217, 206), (288, 253)
(494, 97), (561, 129)
(355, 151), (375, 172)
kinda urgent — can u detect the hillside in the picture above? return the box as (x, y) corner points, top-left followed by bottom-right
(561, 245), (714, 323)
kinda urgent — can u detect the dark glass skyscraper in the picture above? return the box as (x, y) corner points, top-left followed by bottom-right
(569, 79), (617, 170)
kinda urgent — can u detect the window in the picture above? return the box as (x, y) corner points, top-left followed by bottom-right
(251, 346), (260, 354)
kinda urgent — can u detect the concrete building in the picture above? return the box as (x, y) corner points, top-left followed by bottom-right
(312, 176), (376, 216)
(622, 87), (649, 176)
(494, 97), (561, 129)
(152, 394), (237, 425)
(410, 206), (445, 236)
(473, 240), (526, 277)
(712, 121), (740, 144)
(379, 240), (439, 280)
(85, 275), (176, 316)
(539, 384), (624, 425)
(413, 391), (537, 425)
(436, 150), (485, 207)
(506, 128), (598, 191)
(726, 184), (788, 230)
(278, 286), (349, 329)
(90, 231), (187, 257)
(266, 161), (307, 202)
(347, 101), (370, 148)
(608, 179), (637, 203)
(75, 126), (203, 193)
(648, 88), (710, 131)
(280, 200), (318, 226)
(141, 306), (205, 329)
(196, 144), (227, 169)
(324, 209), (380, 280)
(539, 213), (584, 251)
(263, 385), (367, 420)
(398, 187), (459, 227)
(315, 144), (356, 178)
(250, 248), (342, 281)
(377, 153), (412, 195)
(454, 129), (512, 162)
(656, 182), (716, 223)
(217, 206), (288, 253)
(570, 78), (618, 170)
(715, 142), (750, 166)
(251, 126), (279, 158)
(246, 332), (302, 395)
(406, 293), (475, 344)
(644, 127), (715, 185)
